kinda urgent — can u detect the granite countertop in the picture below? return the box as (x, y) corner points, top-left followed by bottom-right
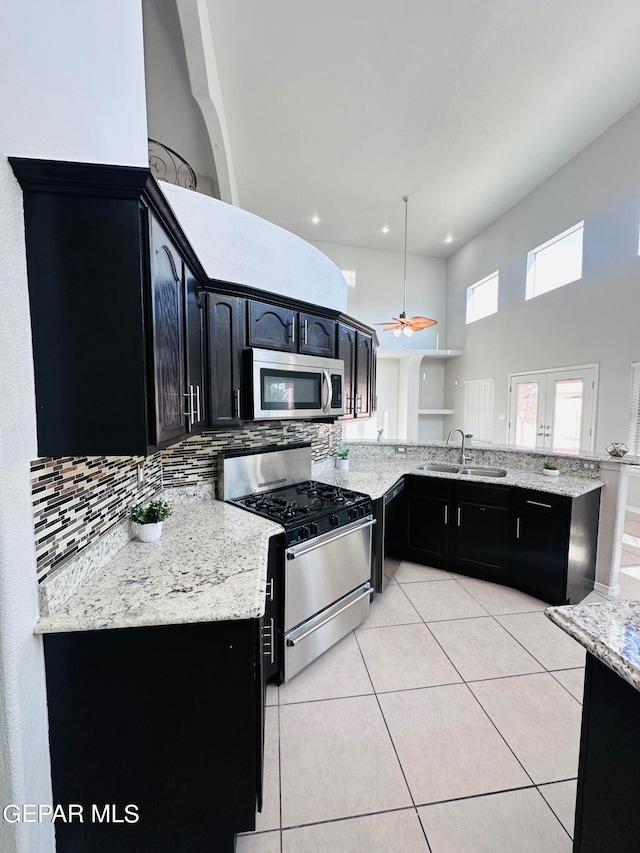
(546, 601), (640, 692)
(35, 499), (283, 635)
(315, 459), (603, 501)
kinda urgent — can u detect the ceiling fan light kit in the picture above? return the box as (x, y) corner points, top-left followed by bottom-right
(375, 195), (438, 337)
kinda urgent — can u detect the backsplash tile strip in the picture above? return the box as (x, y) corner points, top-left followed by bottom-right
(31, 421), (343, 582)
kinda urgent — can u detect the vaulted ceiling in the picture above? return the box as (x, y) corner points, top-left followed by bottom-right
(205, 0), (640, 257)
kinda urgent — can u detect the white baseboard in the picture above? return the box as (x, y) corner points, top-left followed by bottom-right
(594, 581), (621, 598)
(625, 505), (640, 516)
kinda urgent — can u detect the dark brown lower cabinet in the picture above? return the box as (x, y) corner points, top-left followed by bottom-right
(399, 475), (600, 605)
(44, 619), (264, 853)
(573, 655), (640, 852)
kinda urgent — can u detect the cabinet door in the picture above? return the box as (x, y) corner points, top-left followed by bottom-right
(184, 265), (206, 431)
(355, 332), (373, 418)
(337, 323), (357, 418)
(299, 312), (336, 357)
(513, 512), (568, 604)
(248, 301), (296, 352)
(452, 502), (510, 576)
(207, 293), (245, 428)
(149, 216), (187, 446)
(407, 494), (450, 563)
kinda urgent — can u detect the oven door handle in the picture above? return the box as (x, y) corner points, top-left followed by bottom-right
(322, 369), (331, 412)
(286, 585), (373, 646)
(286, 517), (376, 560)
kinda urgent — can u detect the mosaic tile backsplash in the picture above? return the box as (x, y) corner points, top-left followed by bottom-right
(31, 422), (343, 580)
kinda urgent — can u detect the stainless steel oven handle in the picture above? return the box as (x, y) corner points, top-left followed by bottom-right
(286, 586), (373, 646)
(286, 517), (376, 560)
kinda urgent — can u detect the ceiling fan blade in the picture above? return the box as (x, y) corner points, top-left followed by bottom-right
(406, 316), (438, 330)
(382, 324), (400, 331)
(392, 316), (408, 325)
(374, 321), (396, 325)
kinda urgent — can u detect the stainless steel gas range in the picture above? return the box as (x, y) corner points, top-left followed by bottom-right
(219, 444), (375, 681)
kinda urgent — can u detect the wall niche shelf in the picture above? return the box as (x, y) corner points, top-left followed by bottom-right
(419, 409), (455, 415)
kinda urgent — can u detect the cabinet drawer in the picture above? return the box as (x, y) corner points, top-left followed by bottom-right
(455, 481), (510, 507)
(516, 489), (570, 519)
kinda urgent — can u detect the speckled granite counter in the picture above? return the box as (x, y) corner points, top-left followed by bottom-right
(35, 499), (283, 634)
(314, 458), (603, 501)
(546, 600), (640, 692)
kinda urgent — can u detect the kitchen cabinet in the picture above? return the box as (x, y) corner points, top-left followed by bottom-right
(44, 618), (264, 853)
(405, 476), (451, 566)
(452, 482), (510, 577)
(298, 311), (336, 357)
(400, 475), (599, 604)
(10, 159), (208, 457)
(511, 489), (599, 605)
(248, 301), (297, 352)
(337, 324), (376, 420)
(207, 292), (245, 428)
(150, 218), (205, 444)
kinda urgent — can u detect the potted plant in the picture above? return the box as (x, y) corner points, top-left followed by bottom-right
(335, 447), (350, 471)
(464, 433), (473, 446)
(129, 498), (173, 542)
(542, 461), (560, 478)
(377, 428), (384, 442)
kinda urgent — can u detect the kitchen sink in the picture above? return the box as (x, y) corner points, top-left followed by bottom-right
(416, 463), (461, 473)
(417, 463), (507, 478)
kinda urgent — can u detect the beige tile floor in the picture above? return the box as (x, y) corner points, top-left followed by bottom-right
(238, 564), (585, 853)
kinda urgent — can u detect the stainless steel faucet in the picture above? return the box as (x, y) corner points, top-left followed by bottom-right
(447, 428), (467, 466)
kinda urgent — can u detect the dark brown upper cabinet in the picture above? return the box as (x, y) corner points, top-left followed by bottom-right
(247, 301), (297, 352)
(207, 292), (245, 428)
(337, 324), (375, 420)
(298, 312), (336, 357)
(10, 159), (207, 457)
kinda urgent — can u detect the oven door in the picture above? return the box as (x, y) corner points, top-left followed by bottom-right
(251, 348), (344, 419)
(283, 516), (375, 680)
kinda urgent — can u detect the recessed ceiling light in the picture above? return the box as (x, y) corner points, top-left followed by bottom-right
(382, 226), (389, 234)
(311, 215), (320, 224)
(445, 235), (454, 244)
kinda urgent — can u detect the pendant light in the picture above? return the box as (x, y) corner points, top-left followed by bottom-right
(375, 196), (438, 337)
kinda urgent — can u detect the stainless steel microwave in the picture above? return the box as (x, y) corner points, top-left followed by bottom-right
(249, 348), (344, 419)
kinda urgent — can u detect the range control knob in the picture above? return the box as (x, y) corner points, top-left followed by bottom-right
(308, 522), (319, 537)
(347, 507), (359, 521)
(298, 526), (310, 541)
(329, 514), (339, 526)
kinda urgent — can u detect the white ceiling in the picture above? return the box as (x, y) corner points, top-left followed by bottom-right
(205, 0), (640, 257)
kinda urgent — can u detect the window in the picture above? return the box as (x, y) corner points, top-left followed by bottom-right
(466, 271), (498, 324)
(341, 269), (356, 288)
(526, 221), (584, 300)
(628, 362), (640, 454)
(464, 378), (494, 442)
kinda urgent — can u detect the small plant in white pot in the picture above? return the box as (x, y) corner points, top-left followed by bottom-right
(464, 433), (473, 445)
(335, 448), (350, 471)
(129, 499), (173, 542)
(377, 428), (384, 442)
(542, 461), (560, 478)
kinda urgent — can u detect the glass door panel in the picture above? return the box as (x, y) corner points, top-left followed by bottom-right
(551, 379), (584, 453)
(514, 382), (539, 449)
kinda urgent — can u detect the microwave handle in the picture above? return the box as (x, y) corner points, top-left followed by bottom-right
(322, 370), (331, 412)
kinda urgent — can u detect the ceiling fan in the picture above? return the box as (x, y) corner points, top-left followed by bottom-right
(375, 196), (438, 338)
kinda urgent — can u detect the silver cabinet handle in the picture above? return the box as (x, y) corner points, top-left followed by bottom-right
(286, 587), (372, 646)
(183, 385), (195, 427)
(516, 517), (521, 539)
(286, 518), (376, 560)
(290, 318), (296, 344)
(234, 388), (241, 419)
(457, 507), (461, 527)
(195, 384), (201, 422)
(322, 369), (331, 412)
(266, 578), (274, 601)
(526, 500), (552, 509)
(304, 319), (308, 345)
(444, 505), (448, 525)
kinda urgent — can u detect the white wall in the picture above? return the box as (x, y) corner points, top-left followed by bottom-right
(161, 184), (348, 310)
(445, 102), (640, 457)
(0, 3), (148, 851)
(143, 0), (219, 196)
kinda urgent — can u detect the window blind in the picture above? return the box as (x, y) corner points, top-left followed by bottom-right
(464, 378), (494, 442)
(628, 362), (640, 454)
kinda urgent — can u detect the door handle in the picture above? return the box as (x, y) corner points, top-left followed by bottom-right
(233, 388), (241, 419)
(322, 370), (331, 412)
(286, 587), (372, 646)
(290, 319), (296, 344)
(457, 507), (461, 527)
(183, 385), (195, 427)
(444, 505), (448, 525)
(516, 517), (521, 539)
(304, 319), (308, 345)
(195, 384), (201, 422)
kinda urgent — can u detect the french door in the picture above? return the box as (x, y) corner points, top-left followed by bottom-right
(508, 365), (597, 453)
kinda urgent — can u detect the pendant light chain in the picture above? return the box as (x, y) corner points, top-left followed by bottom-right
(403, 195), (409, 317)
